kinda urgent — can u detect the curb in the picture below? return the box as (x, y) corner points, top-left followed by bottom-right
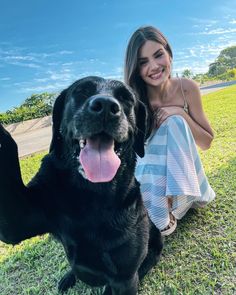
(6, 116), (52, 135)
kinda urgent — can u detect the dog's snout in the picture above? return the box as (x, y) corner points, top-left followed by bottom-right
(89, 96), (121, 117)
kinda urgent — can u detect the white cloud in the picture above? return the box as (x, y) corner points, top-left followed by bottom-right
(7, 61), (41, 69)
(0, 77), (11, 81)
(199, 27), (236, 35)
(59, 50), (74, 55)
(190, 49), (197, 57)
(47, 62), (61, 66)
(173, 63), (209, 75)
(19, 82), (69, 93)
(188, 17), (218, 26)
(45, 69), (75, 81)
(4, 55), (35, 61)
(62, 62), (74, 66)
(114, 67), (123, 74)
(34, 78), (50, 83)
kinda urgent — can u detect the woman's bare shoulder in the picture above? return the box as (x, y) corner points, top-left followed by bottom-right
(170, 77), (199, 93)
(181, 78), (200, 92)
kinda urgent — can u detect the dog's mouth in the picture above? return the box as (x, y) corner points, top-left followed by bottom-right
(76, 133), (121, 183)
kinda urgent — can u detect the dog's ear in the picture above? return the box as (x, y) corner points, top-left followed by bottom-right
(49, 89), (67, 155)
(133, 100), (147, 158)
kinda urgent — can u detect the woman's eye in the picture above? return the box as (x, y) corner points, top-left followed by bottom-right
(155, 52), (163, 59)
(139, 60), (147, 66)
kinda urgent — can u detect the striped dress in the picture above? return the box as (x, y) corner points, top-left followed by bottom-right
(135, 115), (215, 230)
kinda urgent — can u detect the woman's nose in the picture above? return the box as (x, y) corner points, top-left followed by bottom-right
(149, 59), (158, 70)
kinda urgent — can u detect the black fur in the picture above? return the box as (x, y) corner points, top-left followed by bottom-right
(0, 76), (162, 295)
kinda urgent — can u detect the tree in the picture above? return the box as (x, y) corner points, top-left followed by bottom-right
(208, 62), (227, 77)
(22, 93), (56, 109)
(181, 69), (193, 78)
(208, 46), (236, 77)
(0, 92), (57, 125)
(217, 46), (236, 69)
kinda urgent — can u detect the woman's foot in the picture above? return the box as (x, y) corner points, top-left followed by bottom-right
(191, 201), (207, 209)
(160, 213), (177, 236)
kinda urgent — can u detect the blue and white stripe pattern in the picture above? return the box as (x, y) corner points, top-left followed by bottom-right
(135, 115), (215, 230)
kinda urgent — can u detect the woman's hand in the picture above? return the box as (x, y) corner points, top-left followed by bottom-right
(155, 106), (184, 128)
(151, 79), (214, 150)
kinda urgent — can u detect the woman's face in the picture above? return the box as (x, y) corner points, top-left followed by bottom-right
(138, 40), (172, 87)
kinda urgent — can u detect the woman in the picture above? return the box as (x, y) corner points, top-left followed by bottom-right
(124, 26), (215, 236)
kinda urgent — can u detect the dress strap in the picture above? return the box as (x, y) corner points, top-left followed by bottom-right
(179, 78), (189, 113)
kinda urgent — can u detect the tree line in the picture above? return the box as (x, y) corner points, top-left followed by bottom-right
(181, 45), (236, 83)
(0, 93), (56, 125)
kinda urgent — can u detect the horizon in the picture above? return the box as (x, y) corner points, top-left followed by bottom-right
(0, 0), (236, 112)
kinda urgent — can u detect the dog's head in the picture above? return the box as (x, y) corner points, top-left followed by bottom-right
(50, 76), (147, 183)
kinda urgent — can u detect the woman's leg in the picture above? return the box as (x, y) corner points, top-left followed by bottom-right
(136, 115), (215, 234)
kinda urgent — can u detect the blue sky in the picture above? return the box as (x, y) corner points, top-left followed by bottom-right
(0, 0), (236, 112)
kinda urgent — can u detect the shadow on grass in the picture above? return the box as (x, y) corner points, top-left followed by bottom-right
(0, 158), (235, 295)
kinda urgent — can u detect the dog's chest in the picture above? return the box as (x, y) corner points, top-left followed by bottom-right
(58, 199), (125, 242)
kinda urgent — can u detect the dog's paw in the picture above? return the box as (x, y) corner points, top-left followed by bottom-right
(0, 124), (18, 157)
(0, 124), (19, 177)
(58, 271), (76, 293)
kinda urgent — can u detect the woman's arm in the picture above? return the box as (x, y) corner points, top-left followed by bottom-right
(156, 79), (214, 150)
(182, 79), (214, 150)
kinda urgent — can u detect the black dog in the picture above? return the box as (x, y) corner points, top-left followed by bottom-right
(0, 76), (162, 295)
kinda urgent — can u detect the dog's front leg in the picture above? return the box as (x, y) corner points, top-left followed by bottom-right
(0, 124), (49, 245)
(104, 272), (139, 295)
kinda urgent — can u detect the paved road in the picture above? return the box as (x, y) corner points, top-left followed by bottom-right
(200, 80), (236, 95)
(13, 126), (52, 158)
(11, 81), (236, 158)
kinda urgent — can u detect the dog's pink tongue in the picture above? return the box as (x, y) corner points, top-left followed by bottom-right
(79, 137), (121, 183)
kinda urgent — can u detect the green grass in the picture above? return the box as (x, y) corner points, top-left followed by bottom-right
(1, 85), (236, 295)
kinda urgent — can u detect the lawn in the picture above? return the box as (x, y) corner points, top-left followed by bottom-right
(0, 85), (236, 295)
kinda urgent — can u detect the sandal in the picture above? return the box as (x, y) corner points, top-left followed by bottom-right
(161, 214), (177, 236)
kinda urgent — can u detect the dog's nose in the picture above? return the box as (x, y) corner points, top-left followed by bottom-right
(88, 96), (121, 117)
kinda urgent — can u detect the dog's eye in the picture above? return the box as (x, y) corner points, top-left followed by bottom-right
(73, 81), (97, 99)
(71, 91), (87, 104)
(113, 87), (135, 104)
(73, 88), (94, 102)
(82, 88), (93, 97)
(78, 91), (88, 98)
(74, 88), (88, 97)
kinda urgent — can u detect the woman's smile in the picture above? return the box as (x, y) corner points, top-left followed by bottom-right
(149, 68), (165, 80)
